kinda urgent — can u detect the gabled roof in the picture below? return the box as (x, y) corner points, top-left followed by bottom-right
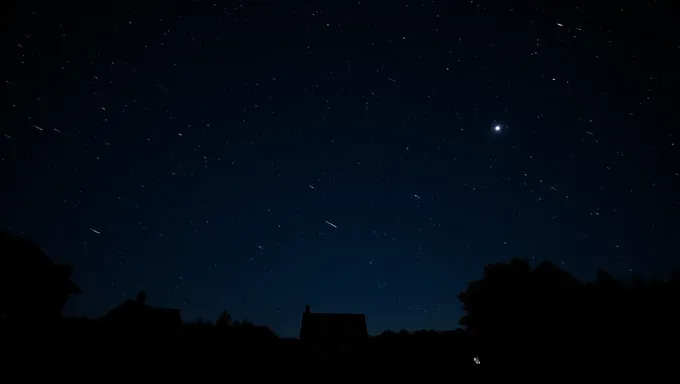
(302, 312), (367, 327)
(300, 310), (368, 340)
(103, 299), (149, 318)
(304, 312), (366, 320)
(102, 299), (181, 323)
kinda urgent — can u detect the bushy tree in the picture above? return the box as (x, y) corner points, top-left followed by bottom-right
(216, 309), (232, 327)
(0, 231), (81, 321)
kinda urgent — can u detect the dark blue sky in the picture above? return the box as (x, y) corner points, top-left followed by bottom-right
(2, 0), (678, 336)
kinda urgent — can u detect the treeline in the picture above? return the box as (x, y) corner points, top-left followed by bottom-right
(2, 230), (679, 365)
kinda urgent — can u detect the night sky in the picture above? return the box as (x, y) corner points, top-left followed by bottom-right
(2, 0), (678, 337)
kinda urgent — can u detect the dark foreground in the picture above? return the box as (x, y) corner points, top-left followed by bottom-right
(1, 318), (670, 370)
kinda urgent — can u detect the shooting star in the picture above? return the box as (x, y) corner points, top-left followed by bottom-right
(32, 124), (43, 131)
(388, 77), (396, 83)
(324, 220), (337, 229)
(585, 131), (595, 136)
(550, 186), (557, 191)
(89, 228), (101, 235)
(413, 194), (421, 199)
(52, 127), (61, 133)
(308, 184), (315, 190)
(556, 23), (564, 27)
(256, 245), (264, 250)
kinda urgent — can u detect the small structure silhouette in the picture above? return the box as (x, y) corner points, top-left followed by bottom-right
(299, 305), (368, 360)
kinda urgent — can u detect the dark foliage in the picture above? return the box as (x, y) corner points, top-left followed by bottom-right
(0, 230), (81, 323)
(2, 231), (678, 367)
(457, 258), (680, 367)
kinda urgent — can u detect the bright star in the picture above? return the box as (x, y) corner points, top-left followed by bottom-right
(494, 125), (501, 131)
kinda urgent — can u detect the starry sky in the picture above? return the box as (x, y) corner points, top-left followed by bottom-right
(2, 0), (678, 337)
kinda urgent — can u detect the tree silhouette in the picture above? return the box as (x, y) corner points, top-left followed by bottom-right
(0, 230), (81, 322)
(457, 258), (680, 367)
(136, 291), (147, 305)
(457, 258), (533, 338)
(457, 258), (594, 366)
(216, 309), (232, 327)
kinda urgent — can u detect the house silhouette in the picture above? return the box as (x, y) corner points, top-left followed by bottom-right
(101, 291), (182, 353)
(299, 305), (368, 360)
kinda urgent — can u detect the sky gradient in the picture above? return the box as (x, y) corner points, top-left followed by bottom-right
(2, 0), (678, 337)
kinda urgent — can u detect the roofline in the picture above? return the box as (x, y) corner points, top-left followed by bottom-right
(304, 312), (366, 316)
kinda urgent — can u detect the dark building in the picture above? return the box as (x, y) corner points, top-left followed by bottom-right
(299, 305), (368, 360)
(0, 231), (81, 323)
(101, 291), (183, 353)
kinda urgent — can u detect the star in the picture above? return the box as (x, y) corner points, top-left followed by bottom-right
(494, 125), (501, 132)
